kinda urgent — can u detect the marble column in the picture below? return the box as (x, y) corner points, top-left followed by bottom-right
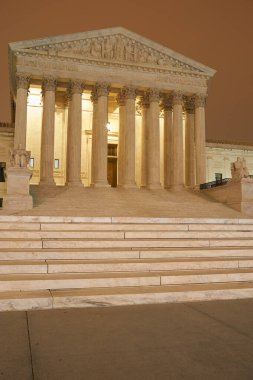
(147, 89), (161, 189)
(195, 94), (207, 187)
(14, 73), (30, 149)
(90, 87), (98, 186)
(171, 91), (184, 189)
(161, 95), (173, 188)
(40, 77), (57, 185)
(93, 82), (110, 187)
(66, 80), (84, 186)
(117, 86), (137, 187)
(139, 94), (149, 188)
(184, 96), (195, 188)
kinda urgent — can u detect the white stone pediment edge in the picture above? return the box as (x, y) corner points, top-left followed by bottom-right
(8, 27), (216, 78)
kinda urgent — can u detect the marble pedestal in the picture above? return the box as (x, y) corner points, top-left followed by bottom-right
(203, 178), (253, 216)
(3, 167), (33, 211)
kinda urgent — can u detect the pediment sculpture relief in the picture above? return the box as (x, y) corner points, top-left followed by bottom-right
(30, 35), (202, 73)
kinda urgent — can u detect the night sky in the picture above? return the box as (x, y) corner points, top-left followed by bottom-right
(1, 0), (252, 142)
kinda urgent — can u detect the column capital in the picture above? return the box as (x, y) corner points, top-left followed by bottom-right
(42, 76), (57, 95)
(160, 95), (173, 111)
(90, 87), (98, 103)
(195, 93), (207, 108)
(117, 86), (137, 106)
(16, 73), (30, 90)
(172, 91), (183, 106)
(139, 94), (150, 109)
(69, 80), (85, 95)
(184, 95), (195, 114)
(148, 88), (160, 102)
(95, 82), (110, 97)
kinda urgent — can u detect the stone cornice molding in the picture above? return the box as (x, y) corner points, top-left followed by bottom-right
(16, 72), (30, 90)
(95, 82), (110, 97)
(160, 95), (173, 111)
(172, 91), (183, 106)
(148, 88), (160, 103)
(195, 93), (207, 108)
(69, 80), (85, 95)
(42, 76), (57, 95)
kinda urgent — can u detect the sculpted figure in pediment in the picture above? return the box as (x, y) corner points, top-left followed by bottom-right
(91, 39), (102, 58)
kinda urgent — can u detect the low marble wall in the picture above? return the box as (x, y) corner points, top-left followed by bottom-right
(203, 178), (253, 215)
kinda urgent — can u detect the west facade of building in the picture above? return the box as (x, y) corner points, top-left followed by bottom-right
(2, 27), (250, 199)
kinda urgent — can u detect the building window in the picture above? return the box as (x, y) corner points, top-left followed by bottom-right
(0, 162), (6, 182)
(29, 158), (34, 168)
(54, 159), (59, 169)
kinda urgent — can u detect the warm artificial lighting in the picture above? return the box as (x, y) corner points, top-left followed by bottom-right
(106, 121), (111, 132)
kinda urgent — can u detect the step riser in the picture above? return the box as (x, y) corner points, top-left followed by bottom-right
(1, 249), (253, 261)
(2, 288), (253, 312)
(2, 272), (253, 291)
(1, 260), (253, 274)
(3, 231), (253, 239)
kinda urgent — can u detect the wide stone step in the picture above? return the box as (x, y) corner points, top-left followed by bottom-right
(42, 238), (253, 249)
(1, 268), (253, 291)
(1, 282), (253, 311)
(1, 248), (253, 261)
(1, 257), (253, 274)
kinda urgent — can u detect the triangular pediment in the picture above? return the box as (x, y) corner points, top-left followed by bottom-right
(9, 27), (215, 77)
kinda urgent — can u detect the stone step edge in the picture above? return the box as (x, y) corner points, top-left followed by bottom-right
(2, 267), (253, 280)
(1, 283), (253, 311)
(0, 216), (253, 224)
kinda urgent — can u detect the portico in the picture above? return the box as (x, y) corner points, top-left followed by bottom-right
(8, 27), (215, 191)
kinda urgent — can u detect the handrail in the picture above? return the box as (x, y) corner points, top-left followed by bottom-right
(200, 178), (231, 190)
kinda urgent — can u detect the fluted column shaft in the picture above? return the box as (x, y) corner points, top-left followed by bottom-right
(90, 88), (98, 186)
(171, 92), (184, 188)
(14, 73), (30, 149)
(139, 95), (149, 187)
(162, 96), (173, 188)
(66, 80), (84, 186)
(195, 94), (207, 186)
(184, 96), (195, 188)
(146, 89), (161, 189)
(40, 77), (57, 185)
(117, 87), (136, 187)
(93, 83), (110, 187)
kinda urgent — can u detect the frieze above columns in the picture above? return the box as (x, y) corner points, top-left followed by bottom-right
(16, 73), (30, 91)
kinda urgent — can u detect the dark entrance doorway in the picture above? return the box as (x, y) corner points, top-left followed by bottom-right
(107, 144), (117, 187)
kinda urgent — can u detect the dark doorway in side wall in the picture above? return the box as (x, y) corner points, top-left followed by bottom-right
(107, 144), (117, 187)
(0, 162), (6, 182)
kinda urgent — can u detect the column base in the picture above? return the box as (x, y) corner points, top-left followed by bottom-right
(39, 178), (56, 187)
(170, 184), (185, 191)
(92, 180), (110, 188)
(66, 180), (84, 187)
(146, 183), (162, 190)
(120, 182), (137, 189)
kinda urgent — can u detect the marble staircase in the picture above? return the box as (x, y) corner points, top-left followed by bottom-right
(1, 216), (253, 311)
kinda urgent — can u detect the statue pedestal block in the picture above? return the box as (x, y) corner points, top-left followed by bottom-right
(3, 167), (33, 211)
(203, 178), (253, 216)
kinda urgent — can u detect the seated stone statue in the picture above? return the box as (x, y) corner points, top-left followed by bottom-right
(231, 157), (249, 182)
(9, 144), (31, 168)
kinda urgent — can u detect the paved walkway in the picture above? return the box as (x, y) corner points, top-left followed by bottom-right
(1, 299), (253, 379)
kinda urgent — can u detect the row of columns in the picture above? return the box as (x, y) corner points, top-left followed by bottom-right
(14, 72), (207, 189)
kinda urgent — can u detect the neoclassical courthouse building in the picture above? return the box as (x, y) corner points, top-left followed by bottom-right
(0, 27), (253, 197)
